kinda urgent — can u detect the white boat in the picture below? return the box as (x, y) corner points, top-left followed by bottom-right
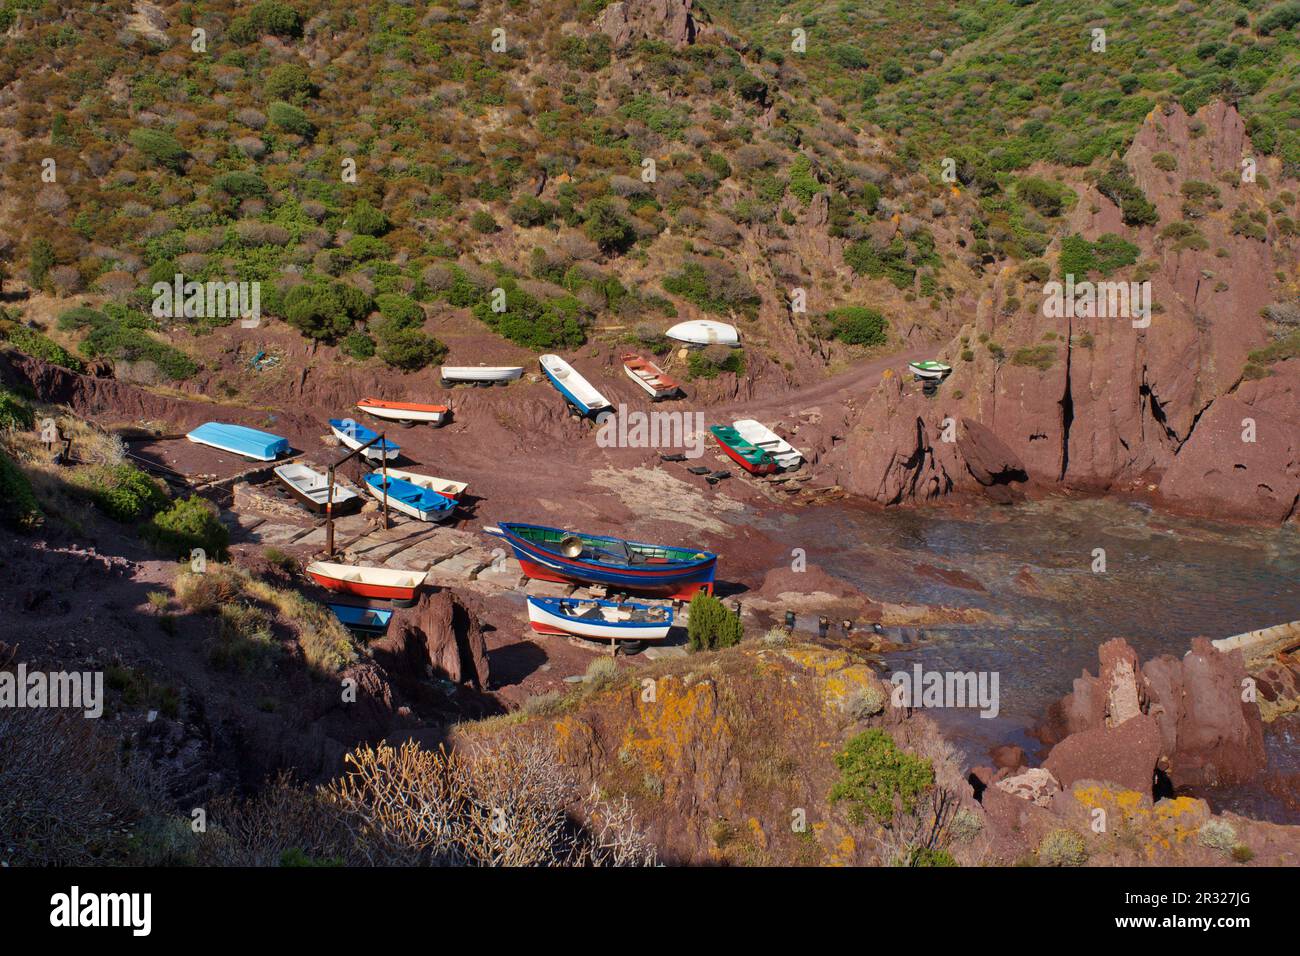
(329, 419), (400, 462)
(380, 467), (468, 501)
(732, 419), (803, 471)
(666, 320), (740, 347)
(363, 473), (456, 523)
(273, 463), (361, 515)
(909, 360), (952, 381)
(526, 596), (673, 642)
(355, 398), (448, 425)
(306, 561), (427, 602)
(440, 365), (524, 385)
(621, 352), (684, 400)
(539, 354), (612, 417)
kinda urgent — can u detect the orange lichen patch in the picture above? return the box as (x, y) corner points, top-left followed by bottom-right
(828, 833), (857, 866)
(770, 645), (882, 712)
(618, 676), (725, 778)
(747, 816), (768, 850)
(1073, 784), (1211, 859)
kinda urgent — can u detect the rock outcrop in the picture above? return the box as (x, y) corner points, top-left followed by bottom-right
(596, 0), (700, 50)
(374, 590), (491, 691)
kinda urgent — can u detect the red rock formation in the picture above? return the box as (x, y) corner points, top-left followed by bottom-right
(374, 590), (491, 691)
(1044, 713), (1163, 795)
(596, 0), (699, 50)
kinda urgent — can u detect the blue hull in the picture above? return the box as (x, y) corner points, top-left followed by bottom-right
(541, 363), (598, 416)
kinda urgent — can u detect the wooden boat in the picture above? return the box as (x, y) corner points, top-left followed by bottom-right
(363, 473), (456, 522)
(621, 352), (683, 400)
(709, 425), (778, 475)
(484, 522), (716, 599)
(539, 354), (612, 417)
(329, 419), (400, 461)
(273, 463), (361, 515)
(356, 397), (448, 426)
(440, 365), (524, 385)
(731, 419), (803, 471)
(909, 360), (952, 381)
(306, 561), (427, 602)
(666, 320), (740, 347)
(328, 604), (393, 637)
(381, 467), (467, 501)
(186, 422), (289, 461)
(526, 596), (673, 642)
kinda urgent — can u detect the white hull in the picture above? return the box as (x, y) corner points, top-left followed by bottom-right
(527, 601), (672, 642)
(186, 433), (277, 461)
(380, 468), (467, 499)
(357, 404), (446, 424)
(307, 561), (427, 591)
(539, 354), (612, 414)
(666, 320), (740, 347)
(909, 363), (951, 381)
(331, 425), (399, 461)
(623, 362), (678, 399)
(440, 365), (524, 383)
(732, 419), (803, 470)
(274, 464), (359, 508)
(364, 479), (454, 522)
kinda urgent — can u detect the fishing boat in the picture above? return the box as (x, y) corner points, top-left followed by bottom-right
(484, 522), (717, 599)
(731, 419), (803, 471)
(539, 354), (612, 417)
(666, 320), (740, 347)
(273, 463), (361, 515)
(363, 472), (456, 522)
(526, 596), (673, 642)
(381, 468), (467, 501)
(709, 425), (778, 475)
(440, 365), (524, 385)
(621, 352), (683, 400)
(306, 561), (427, 602)
(328, 604), (393, 637)
(909, 360), (952, 381)
(355, 398), (449, 426)
(186, 422), (289, 461)
(329, 419), (400, 461)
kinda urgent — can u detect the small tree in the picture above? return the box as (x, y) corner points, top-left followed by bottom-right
(686, 591), (743, 651)
(830, 729), (934, 826)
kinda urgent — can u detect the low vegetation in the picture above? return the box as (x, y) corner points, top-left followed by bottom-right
(686, 591), (744, 651)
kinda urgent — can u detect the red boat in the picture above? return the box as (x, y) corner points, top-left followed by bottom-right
(306, 561), (427, 602)
(621, 352), (683, 400)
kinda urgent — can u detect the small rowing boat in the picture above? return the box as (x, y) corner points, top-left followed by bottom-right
(709, 425), (778, 475)
(539, 354), (612, 417)
(356, 398), (449, 426)
(440, 365), (524, 385)
(186, 422), (289, 461)
(526, 596), (673, 642)
(621, 352), (683, 400)
(328, 604), (393, 636)
(380, 467), (467, 501)
(731, 419), (803, 471)
(484, 522), (716, 599)
(329, 419), (400, 461)
(909, 360), (952, 381)
(306, 561), (427, 602)
(363, 473), (456, 522)
(666, 319), (740, 347)
(273, 463), (361, 515)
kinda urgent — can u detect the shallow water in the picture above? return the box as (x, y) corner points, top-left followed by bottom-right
(750, 495), (1300, 821)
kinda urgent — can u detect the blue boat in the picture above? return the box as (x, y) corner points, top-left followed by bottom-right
(539, 354), (612, 417)
(363, 473), (455, 522)
(186, 422), (289, 461)
(484, 522), (716, 599)
(329, 418), (400, 461)
(327, 603), (393, 636)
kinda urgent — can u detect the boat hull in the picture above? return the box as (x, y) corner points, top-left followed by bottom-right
(440, 366), (524, 384)
(356, 400), (448, 425)
(274, 466), (361, 516)
(186, 423), (289, 461)
(622, 354), (681, 400)
(363, 475), (454, 522)
(710, 428), (778, 475)
(488, 524), (715, 599)
(526, 597), (672, 642)
(909, 363), (951, 381)
(330, 422), (400, 461)
(307, 570), (422, 602)
(539, 355), (611, 417)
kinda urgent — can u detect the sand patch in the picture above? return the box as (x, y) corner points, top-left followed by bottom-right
(588, 466), (744, 533)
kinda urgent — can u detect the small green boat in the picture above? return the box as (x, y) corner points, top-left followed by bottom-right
(909, 360), (952, 381)
(709, 425), (778, 475)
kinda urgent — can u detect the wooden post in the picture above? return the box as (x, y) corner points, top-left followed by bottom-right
(326, 463), (336, 558)
(380, 433), (389, 529)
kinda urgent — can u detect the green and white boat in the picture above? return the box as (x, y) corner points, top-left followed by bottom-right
(908, 360), (952, 381)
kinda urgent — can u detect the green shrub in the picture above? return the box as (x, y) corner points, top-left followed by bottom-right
(145, 496), (229, 561)
(268, 101), (314, 137)
(687, 346), (745, 379)
(662, 259), (759, 315)
(340, 331), (375, 360)
(375, 328), (446, 372)
(469, 210), (500, 234)
(583, 198), (635, 254)
(345, 199), (388, 237)
(75, 463), (169, 523)
(28, 238), (55, 289)
(129, 128), (187, 171)
(211, 171), (268, 199)
(264, 63), (313, 103)
(1037, 828), (1088, 866)
(827, 306), (887, 346)
(830, 729), (934, 825)
(0, 450), (41, 530)
(0, 387), (35, 430)
(470, 281), (586, 351)
(77, 305), (199, 381)
(4, 325), (85, 372)
(283, 282), (370, 341)
(686, 591), (743, 651)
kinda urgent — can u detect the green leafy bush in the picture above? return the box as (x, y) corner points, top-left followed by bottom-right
(74, 463), (169, 523)
(145, 496), (230, 561)
(687, 346), (745, 379)
(470, 281), (586, 351)
(827, 306), (887, 346)
(0, 387), (35, 430)
(268, 101), (314, 137)
(686, 591), (743, 651)
(0, 449), (41, 530)
(375, 328), (446, 372)
(129, 128), (187, 171)
(4, 325), (85, 372)
(283, 282), (371, 341)
(1037, 828), (1088, 866)
(830, 729), (934, 826)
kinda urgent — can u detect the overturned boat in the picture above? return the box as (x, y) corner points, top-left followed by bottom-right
(484, 522), (716, 599)
(440, 365), (524, 386)
(355, 397), (449, 426)
(186, 422), (289, 461)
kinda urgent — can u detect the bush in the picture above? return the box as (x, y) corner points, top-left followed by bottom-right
(830, 729), (934, 825)
(0, 387), (35, 430)
(469, 210), (500, 234)
(283, 282), (371, 341)
(687, 345), (745, 379)
(583, 198), (635, 254)
(686, 591), (743, 651)
(5, 325), (85, 372)
(77, 305), (199, 381)
(1197, 819), (1237, 852)
(145, 496), (229, 561)
(28, 238), (55, 289)
(1037, 828), (1089, 866)
(376, 328), (446, 372)
(0, 449), (42, 530)
(662, 258), (759, 315)
(508, 196), (555, 228)
(341, 331), (375, 360)
(211, 171), (268, 199)
(827, 306), (888, 346)
(264, 63), (313, 103)
(346, 199), (388, 237)
(129, 128), (187, 171)
(75, 463), (169, 523)
(267, 101), (314, 137)
(470, 281), (586, 351)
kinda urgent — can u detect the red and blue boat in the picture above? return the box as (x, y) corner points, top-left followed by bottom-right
(484, 522), (716, 599)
